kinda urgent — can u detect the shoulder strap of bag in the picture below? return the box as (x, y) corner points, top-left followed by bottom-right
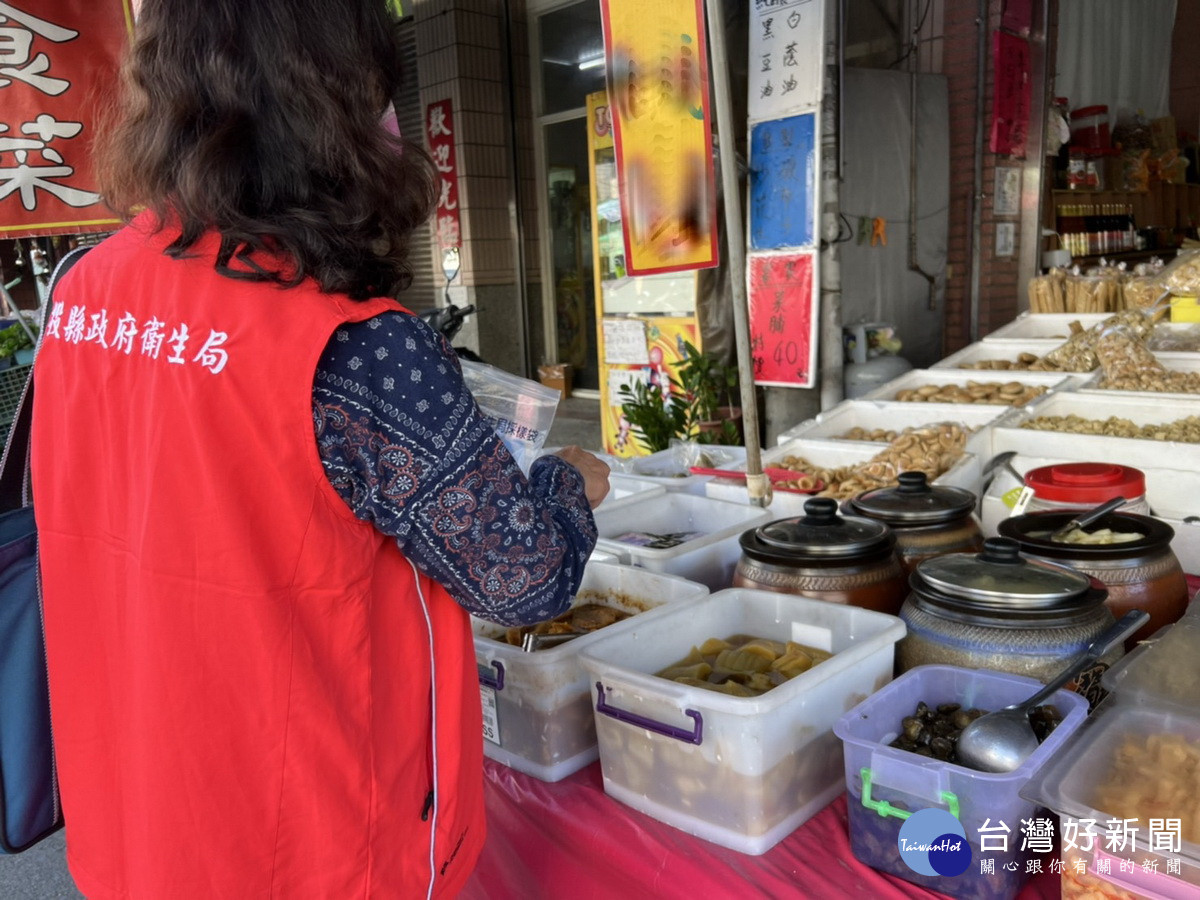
(0, 246), (92, 512)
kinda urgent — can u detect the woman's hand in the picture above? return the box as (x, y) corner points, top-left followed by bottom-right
(550, 446), (611, 509)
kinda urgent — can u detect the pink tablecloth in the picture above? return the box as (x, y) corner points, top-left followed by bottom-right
(461, 759), (1060, 900)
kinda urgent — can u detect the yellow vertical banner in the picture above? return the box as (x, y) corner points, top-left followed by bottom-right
(599, 0), (719, 276)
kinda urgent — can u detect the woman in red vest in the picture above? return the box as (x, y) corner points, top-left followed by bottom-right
(31, 1), (608, 897)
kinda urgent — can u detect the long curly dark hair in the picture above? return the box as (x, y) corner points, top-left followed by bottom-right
(97, 0), (437, 300)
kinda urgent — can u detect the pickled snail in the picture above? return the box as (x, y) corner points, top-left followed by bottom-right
(654, 634), (833, 697)
(887, 700), (1061, 768)
(504, 603), (632, 649)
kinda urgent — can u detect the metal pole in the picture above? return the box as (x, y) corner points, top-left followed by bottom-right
(704, 0), (768, 506)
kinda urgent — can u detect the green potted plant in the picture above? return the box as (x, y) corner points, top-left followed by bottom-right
(675, 341), (742, 446)
(616, 376), (686, 454)
(618, 343), (743, 453)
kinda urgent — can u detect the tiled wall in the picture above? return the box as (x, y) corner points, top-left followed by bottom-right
(410, 0), (541, 372)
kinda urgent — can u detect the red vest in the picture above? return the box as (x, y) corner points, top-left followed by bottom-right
(31, 216), (485, 898)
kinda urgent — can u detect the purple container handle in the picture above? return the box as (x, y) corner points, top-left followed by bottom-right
(478, 660), (505, 691)
(594, 682), (703, 745)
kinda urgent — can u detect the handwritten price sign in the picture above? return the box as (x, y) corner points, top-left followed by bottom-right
(747, 251), (817, 387)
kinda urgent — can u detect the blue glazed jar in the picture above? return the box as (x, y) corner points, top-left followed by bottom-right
(897, 537), (1120, 704)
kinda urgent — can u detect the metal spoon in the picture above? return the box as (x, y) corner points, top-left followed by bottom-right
(955, 609), (1149, 773)
(1047, 495), (1127, 542)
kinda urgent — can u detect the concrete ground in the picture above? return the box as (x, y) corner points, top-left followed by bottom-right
(0, 395), (602, 898)
(545, 392), (603, 451)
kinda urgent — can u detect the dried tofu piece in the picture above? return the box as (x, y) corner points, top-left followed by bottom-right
(746, 672), (774, 694)
(771, 648), (813, 678)
(657, 662), (713, 682)
(698, 637), (733, 655)
(705, 679), (756, 697)
(714, 647), (773, 675)
(740, 638), (786, 659)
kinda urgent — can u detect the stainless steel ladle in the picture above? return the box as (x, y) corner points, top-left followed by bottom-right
(955, 609), (1149, 773)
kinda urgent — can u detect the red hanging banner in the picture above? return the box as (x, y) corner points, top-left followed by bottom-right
(424, 98), (461, 251)
(747, 251), (817, 388)
(0, 1), (133, 237)
(990, 30), (1031, 158)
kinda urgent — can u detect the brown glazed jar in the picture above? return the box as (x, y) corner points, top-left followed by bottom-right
(899, 538), (1120, 705)
(998, 510), (1187, 649)
(847, 471), (984, 575)
(733, 497), (907, 615)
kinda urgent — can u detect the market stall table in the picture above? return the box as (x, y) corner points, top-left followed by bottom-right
(461, 758), (1059, 899)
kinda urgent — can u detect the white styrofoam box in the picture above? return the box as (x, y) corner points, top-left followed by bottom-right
(983, 312), (1109, 342)
(933, 339), (1065, 370)
(592, 492), (772, 590)
(774, 399), (1009, 462)
(704, 438), (981, 518)
(595, 474), (667, 512)
(990, 391), (1200, 474)
(576, 589), (906, 855)
(932, 342), (1098, 387)
(857, 368), (1076, 407)
(978, 453), (1200, 575)
(596, 446), (749, 496)
(471, 562), (708, 782)
(987, 312), (1200, 354)
(1079, 353), (1200, 403)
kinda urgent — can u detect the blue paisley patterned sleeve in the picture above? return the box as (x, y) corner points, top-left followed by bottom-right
(312, 312), (596, 626)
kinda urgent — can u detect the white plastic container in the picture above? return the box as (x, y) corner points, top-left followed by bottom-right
(472, 562), (708, 782)
(576, 589), (907, 855)
(774, 400), (1006, 462)
(595, 474), (667, 512)
(857, 368), (1074, 407)
(1021, 699), (1200, 900)
(704, 438), (980, 517)
(926, 338), (1099, 381)
(990, 391), (1200, 473)
(592, 492), (771, 590)
(983, 312), (1110, 342)
(1079, 352), (1200, 403)
(602, 446), (749, 496)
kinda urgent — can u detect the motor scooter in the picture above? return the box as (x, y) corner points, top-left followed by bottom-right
(419, 246), (482, 362)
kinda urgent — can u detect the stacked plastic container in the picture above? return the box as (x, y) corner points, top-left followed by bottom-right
(472, 562), (708, 782)
(1021, 606), (1200, 898)
(576, 589), (906, 855)
(834, 664), (1090, 900)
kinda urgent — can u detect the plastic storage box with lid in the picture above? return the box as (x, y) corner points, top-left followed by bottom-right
(834, 664), (1089, 900)
(592, 492), (771, 590)
(857, 368), (1073, 407)
(575, 588), (906, 855)
(772, 399), (1008, 459)
(1020, 696), (1200, 900)
(1022, 462), (1150, 516)
(472, 561), (708, 782)
(1100, 610), (1200, 714)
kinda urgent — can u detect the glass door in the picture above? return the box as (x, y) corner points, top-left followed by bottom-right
(534, 0), (606, 392)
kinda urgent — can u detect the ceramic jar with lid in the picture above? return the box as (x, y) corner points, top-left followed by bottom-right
(998, 510), (1186, 649)
(733, 497), (907, 614)
(847, 471), (984, 575)
(1022, 462), (1150, 516)
(898, 537), (1121, 703)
